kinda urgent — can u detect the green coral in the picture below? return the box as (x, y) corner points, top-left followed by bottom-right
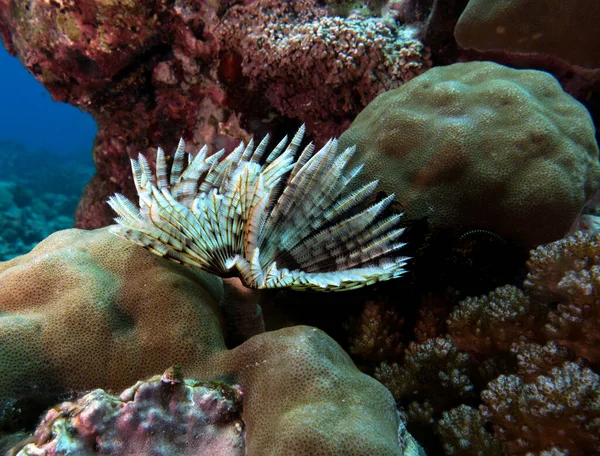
(338, 61), (600, 248)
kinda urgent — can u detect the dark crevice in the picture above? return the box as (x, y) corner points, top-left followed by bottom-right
(111, 42), (173, 84)
(91, 43), (173, 109)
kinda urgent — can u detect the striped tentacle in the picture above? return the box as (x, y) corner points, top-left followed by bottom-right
(288, 194), (397, 269)
(108, 127), (409, 291)
(271, 145), (362, 257)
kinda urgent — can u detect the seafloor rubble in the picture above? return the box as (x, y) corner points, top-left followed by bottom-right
(1, 0), (600, 455)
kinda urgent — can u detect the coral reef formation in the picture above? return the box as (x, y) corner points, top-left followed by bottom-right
(1, 0), (600, 454)
(109, 127), (408, 291)
(372, 230), (600, 454)
(219, 0), (429, 141)
(0, 179), (72, 260)
(338, 61), (600, 248)
(0, 0), (430, 229)
(13, 371), (245, 455)
(0, 228), (418, 455)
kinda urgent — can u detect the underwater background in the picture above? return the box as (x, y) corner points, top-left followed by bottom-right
(0, 44), (96, 260)
(1, 1), (600, 455)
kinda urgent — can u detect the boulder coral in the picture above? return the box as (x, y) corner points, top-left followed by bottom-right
(338, 61), (600, 248)
(0, 228), (419, 455)
(0, 228), (225, 422)
(454, 0), (600, 69)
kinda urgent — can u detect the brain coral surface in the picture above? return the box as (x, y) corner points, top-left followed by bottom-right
(338, 61), (600, 248)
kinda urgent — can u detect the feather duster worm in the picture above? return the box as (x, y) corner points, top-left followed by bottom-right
(108, 126), (408, 291)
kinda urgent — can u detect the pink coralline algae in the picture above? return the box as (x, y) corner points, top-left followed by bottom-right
(13, 370), (245, 456)
(0, 0), (430, 229)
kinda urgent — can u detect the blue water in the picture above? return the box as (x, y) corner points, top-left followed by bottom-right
(0, 45), (97, 154)
(0, 44), (97, 260)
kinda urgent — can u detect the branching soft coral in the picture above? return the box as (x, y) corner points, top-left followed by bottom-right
(353, 230), (600, 454)
(447, 285), (542, 358)
(525, 231), (600, 362)
(437, 405), (502, 456)
(511, 339), (584, 382)
(346, 298), (405, 365)
(481, 362), (600, 455)
(374, 337), (474, 421)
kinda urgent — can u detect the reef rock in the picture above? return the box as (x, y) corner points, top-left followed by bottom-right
(13, 371), (245, 455)
(0, 0), (430, 229)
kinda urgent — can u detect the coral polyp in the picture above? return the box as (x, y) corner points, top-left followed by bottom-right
(108, 126), (408, 291)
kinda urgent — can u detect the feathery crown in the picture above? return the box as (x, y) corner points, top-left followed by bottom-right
(108, 126), (408, 291)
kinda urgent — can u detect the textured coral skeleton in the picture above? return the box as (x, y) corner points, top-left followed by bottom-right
(108, 126), (408, 291)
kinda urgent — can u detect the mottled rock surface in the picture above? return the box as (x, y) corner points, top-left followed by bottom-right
(0, 0), (430, 228)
